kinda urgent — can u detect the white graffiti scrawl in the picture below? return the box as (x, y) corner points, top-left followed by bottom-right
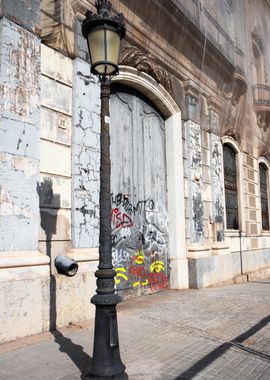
(111, 193), (169, 293)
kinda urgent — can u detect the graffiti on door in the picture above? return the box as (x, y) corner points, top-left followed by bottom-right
(112, 193), (169, 293)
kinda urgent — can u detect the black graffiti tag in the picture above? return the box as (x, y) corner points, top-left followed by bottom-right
(111, 193), (154, 216)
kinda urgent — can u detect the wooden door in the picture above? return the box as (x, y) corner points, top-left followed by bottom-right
(110, 85), (169, 297)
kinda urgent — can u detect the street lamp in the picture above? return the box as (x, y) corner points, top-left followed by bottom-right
(82, 1), (127, 379)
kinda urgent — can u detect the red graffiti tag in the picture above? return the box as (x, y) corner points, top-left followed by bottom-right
(148, 272), (169, 292)
(111, 208), (133, 228)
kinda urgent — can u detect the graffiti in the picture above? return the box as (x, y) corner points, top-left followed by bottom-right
(111, 192), (169, 293)
(111, 208), (133, 228)
(111, 193), (155, 216)
(133, 279), (149, 287)
(115, 267), (128, 284)
(115, 249), (169, 290)
(143, 223), (167, 247)
(150, 261), (165, 273)
(112, 247), (133, 264)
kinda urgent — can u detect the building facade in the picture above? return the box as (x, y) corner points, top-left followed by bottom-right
(1, 0), (270, 343)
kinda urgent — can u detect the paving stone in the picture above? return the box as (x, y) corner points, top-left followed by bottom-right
(1, 281), (270, 379)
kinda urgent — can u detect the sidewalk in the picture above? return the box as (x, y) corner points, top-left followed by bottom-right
(0, 280), (270, 379)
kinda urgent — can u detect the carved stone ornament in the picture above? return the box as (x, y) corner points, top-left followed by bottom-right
(120, 46), (172, 92)
(222, 67), (247, 106)
(256, 109), (270, 131)
(253, 84), (270, 131)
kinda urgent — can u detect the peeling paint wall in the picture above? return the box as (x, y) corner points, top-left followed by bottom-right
(72, 58), (100, 248)
(0, 18), (40, 251)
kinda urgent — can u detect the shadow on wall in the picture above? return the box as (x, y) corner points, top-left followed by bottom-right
(37, 178), (92, 378)
(37, 177), (60, 330)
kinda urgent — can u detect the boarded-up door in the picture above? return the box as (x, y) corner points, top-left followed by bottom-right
(110, 85), (169, 297)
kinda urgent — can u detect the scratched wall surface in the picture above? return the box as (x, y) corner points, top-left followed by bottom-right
(210, 133), (225, 240)
(0, 18), (40, 251)
(185, 120), (204, 243)
(110, 88), (169, 295)
(71, 58), (100, 248)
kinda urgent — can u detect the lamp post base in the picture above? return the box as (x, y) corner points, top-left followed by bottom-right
(86, 372), (128, 380)
(86, 290), (127, 379)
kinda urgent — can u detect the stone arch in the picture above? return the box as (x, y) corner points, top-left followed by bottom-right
(111, 65), (188, 290)
(258, 156), (270, 170)
(113, 66), (180, 118)
(222, 136), (241, 153)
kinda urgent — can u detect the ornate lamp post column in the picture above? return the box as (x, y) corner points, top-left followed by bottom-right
(82, 1), (127, 379)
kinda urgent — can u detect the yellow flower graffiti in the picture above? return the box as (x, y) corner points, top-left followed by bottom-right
(150, 261), (165, 273)
(135, 249), (144, 264)
(115, 267), (128, 284)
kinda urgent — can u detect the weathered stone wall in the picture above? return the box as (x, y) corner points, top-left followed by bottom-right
(0, 13), (40, 251)
(72, 58), (100, 248)
(2, 0), (270, 343)
(39, 44), (73, 264)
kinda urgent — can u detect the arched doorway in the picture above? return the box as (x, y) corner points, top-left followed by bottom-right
(110, 85), (169, 297)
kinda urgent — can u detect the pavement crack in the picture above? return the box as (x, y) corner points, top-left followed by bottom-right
(229, 341), (270, 361)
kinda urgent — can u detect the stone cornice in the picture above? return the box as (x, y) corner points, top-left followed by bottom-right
(207, 95), (223, 113)
(72, 0), (95, 20)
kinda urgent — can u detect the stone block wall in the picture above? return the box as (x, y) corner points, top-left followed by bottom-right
(39, 44), (73, 269)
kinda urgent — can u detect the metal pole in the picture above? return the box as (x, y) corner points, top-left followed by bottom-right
(88, 77), (127, 379)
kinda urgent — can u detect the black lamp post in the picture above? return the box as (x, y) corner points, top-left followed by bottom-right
(82, 1), (127, 379)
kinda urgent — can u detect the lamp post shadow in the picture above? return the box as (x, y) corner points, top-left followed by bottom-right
(37, 178), (92, 378)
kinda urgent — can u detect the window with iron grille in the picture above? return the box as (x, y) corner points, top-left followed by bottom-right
(259, 163), (269, 230)
(223, 144), (239, 229)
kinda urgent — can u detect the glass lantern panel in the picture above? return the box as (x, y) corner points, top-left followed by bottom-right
(88, 29), (106, 66)
(106, 29), (121, 66)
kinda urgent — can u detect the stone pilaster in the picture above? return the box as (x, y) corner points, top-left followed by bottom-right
(208, 96), (225, 242)
(185, 120), (204, 243)
(72, 58), (100, 248)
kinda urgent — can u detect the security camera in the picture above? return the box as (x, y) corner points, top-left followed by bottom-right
(54, 256), (79, 277)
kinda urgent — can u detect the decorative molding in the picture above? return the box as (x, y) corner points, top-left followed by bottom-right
(251, 27), (264, 55)
(258, 156), (270, 170)
(207, 95), (223, 113)
(253, 84), (270, 131)
(222, 67), (247, 106)
(256, 110), (270, 131)
(0, 251), (50, 269)
(120, 46), (172, 93)
(72, 0), (94, 19)
(221, 136), (241, 153)
(68, 247), (99, 262)
(183, 79), (201, 123)
(113, 66), (179, 118)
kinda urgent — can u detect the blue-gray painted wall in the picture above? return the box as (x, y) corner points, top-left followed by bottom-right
(0, 15), (40, 251)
